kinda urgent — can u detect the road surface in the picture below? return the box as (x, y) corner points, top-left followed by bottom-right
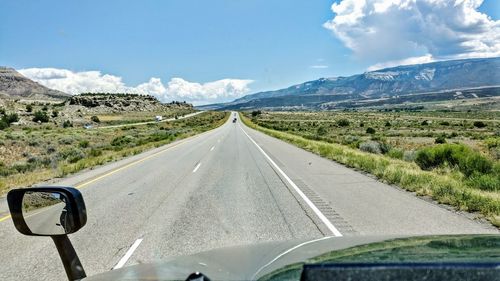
(0, 112), (497, 280)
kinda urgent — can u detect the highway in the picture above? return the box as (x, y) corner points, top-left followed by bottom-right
(0, 112), (497, 280)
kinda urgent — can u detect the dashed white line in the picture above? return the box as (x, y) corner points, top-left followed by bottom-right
(193, 162), (202, 173)
(210, 146), (215, 151)
(239, 125), (343, 237)
(113, 238), (143, 270)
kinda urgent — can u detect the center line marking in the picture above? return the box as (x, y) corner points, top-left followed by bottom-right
(210, 146), (215, 151)
(113, 238), (143, 270)
(239, 124), (342, 237)
(193, 163), (201, 173)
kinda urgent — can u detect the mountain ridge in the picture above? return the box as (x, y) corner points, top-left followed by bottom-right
(201, 57), (500, 110)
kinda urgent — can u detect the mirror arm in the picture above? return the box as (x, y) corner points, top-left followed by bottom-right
(51, 235), (86, 281)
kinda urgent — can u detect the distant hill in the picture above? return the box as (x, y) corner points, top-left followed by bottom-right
(203, 57), (500, 110)
(0, 67), (70, 101)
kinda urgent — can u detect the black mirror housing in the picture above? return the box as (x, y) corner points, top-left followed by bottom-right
(7, 187), (87, 236)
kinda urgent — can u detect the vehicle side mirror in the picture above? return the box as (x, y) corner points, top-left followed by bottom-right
(7, 187), (87, 236)
(7, 187), (87, 281)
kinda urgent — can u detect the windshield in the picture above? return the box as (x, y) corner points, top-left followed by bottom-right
(0, 1), (499, 280)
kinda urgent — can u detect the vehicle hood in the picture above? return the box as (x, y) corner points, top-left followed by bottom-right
(85, 235), (498, 281)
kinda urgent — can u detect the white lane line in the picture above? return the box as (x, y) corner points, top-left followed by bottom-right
(113, 238), (143, 270)
(240, 126), (343, 237)
(210, 146), (215, 151)
(193, 162), (202, 173)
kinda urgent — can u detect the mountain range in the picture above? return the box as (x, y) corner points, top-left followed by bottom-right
(200, 57), (500, 110)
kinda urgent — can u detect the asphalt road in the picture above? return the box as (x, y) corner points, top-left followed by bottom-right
(0, 112), (497, 280)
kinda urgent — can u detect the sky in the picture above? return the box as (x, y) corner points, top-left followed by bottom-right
(1, 0), (499, 105)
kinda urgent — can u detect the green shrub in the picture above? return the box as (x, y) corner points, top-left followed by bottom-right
(421, 120), (430, 126)
(79, 140), (90, 148)
(59, 148), (85, 163)
(62, 120), (73, 128)
(366, 127), (376, 134)
(33, 111), (49, 123)
(316, 126), (328, 136)
(473, 121), (486, 128)
(251, 110), (262, 117)
(385, 121), (391, 127)
(440, 121), (450, 126)
(435, 135), (447, 144)
(26, 104), (33, 112)
(91, 115), (100, 123)
(89, 148), (103, 157)
(467, 174), (499, 192)
(337, 119), (350, 127)
(0, 120), (8, 130)
(4, 113), (19, 124)
(51, 110), (58, 118)
(111, 135), (135, 147)
(415, 144), (493, 177)
(387, 149), (404, 159)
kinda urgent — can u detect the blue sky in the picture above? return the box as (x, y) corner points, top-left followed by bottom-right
(1, 0), (499, 104)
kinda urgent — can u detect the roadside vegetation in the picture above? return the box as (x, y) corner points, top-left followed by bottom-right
(0, 111), (228, 194)
(241, 110), (500, 227)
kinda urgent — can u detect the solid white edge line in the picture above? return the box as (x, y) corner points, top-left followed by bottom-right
(113, 238), (143, 270)
(240, 125), (343, 237)
(251, 236), (333, 279)
(193, 162), (202, 173)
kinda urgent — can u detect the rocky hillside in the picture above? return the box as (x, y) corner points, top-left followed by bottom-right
(67, 93), (192, 114)
(208, 57), (500, 110)
(0, 67), (70, 101)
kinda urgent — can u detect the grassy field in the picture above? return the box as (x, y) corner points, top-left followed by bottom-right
(0, 111), (228, 195)
(241, 110), (500, 227)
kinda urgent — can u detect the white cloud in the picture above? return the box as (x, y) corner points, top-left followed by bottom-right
(18, 68), (253, 105)
(324, 0), (500, 68)
(310, 65), (329, 69)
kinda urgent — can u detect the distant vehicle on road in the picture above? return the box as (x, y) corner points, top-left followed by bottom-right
(83, 124), (93, 129)
(233, 118), (237, 123)
(155, 115), (163, 122)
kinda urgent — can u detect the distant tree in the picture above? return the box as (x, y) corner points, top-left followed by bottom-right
(42, 105), (49, 111)
(51, 110), (59, 118)
(33, 111), (49, 123)
(26, 104), (33, 112)
(385, 121), (391, 127)
(359, 122), (364, 127)
(421, 120), (430, 126)
(366, 127), (376, 134)
(91, 115), (100, 123)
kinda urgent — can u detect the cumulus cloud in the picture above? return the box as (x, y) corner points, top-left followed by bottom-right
(324, 0), (500, 69)
(18, 68), (253, 105)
